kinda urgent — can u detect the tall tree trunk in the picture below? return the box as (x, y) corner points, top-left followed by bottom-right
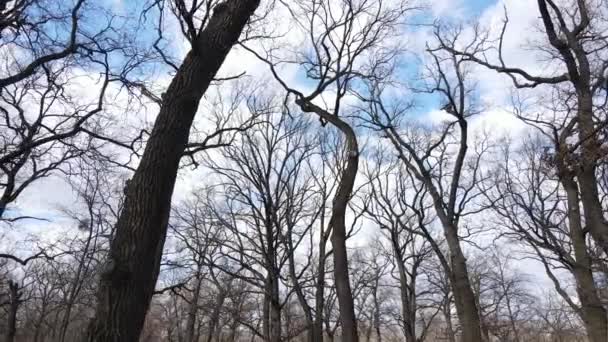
(312, 214), (329, 342)
(59, 218), (96, 342)
(391, 234), (417, 342)
(576, 92), (608, 255)
(295, 99), (360, 342)
(263, 285), (270, 341)
(185, 269), (203, 342)
(396, 261), (416, 342)
(5, 281), (19, 342)
(373, 285), (382, 342)
(269, 275), (281, 342)
(85, 1), (260, 340)
(561, 175), (608, 342)
(443, 226), (482, 342)
(535, 0), (608, 255)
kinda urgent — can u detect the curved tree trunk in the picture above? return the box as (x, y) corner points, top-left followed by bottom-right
(296, 99), (360, 342)
(85, 1), (260, 340)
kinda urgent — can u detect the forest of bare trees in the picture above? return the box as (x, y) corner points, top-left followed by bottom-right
(0, 0), (607, 341)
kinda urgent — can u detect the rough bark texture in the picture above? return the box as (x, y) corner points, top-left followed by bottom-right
(85, 1), (259, 340)
(442, 225), (483, 342)
(561, 170), (607, 342)
(296, 99), (359, 342)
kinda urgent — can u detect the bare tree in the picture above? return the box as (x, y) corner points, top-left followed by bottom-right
(0, 0), (127, 220)
(481, 134), (607, 342)
(437, 0), (608, 257)
(243, 1), (413, 339)
(360, 26), (491, 341)
(86, 1), (261, 340)
(362, 151), (438, 342)
(203, 105), (319, 341)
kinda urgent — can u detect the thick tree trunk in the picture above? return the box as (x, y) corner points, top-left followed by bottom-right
(295, 99), (360, 342)
(85, 1), (259, 341)
(443, 227), (482, 342)
(576, 93), (608, 255)
(269, 277), (281, 342)
(263, 287), (270, 341)
(561, 175), (608, 342)
(396, 260), (416, 342)
(428, 177), (482, 342)
(535, 0), (608, 256)
(263, 273), (282, 342)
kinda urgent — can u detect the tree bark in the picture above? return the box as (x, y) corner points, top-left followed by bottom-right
(85, 1), (259, 340)
(296, 99), (360, 342)
(561, 174), (608, 342)
(575, 92), (608, 255)
(442, 225), (483, 342)
(535, 0), (608, 255)
(396, 255), (416, 342)
(269, 276), (281, 342)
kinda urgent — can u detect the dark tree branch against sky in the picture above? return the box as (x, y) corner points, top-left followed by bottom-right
(0, 1), (607, 342)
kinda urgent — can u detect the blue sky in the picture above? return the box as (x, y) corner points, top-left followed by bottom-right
(468, 0), (498, 12)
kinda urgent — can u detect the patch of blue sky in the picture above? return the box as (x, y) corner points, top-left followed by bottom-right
(394, 0), (499, 116)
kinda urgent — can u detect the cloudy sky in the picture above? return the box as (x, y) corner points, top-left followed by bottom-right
(2, 0), (565, 293)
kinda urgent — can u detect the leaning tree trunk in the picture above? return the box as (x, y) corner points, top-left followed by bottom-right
(442, 224), (483, 342)
(85, 1), (260, 340)
(295, 99), (359, 342)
